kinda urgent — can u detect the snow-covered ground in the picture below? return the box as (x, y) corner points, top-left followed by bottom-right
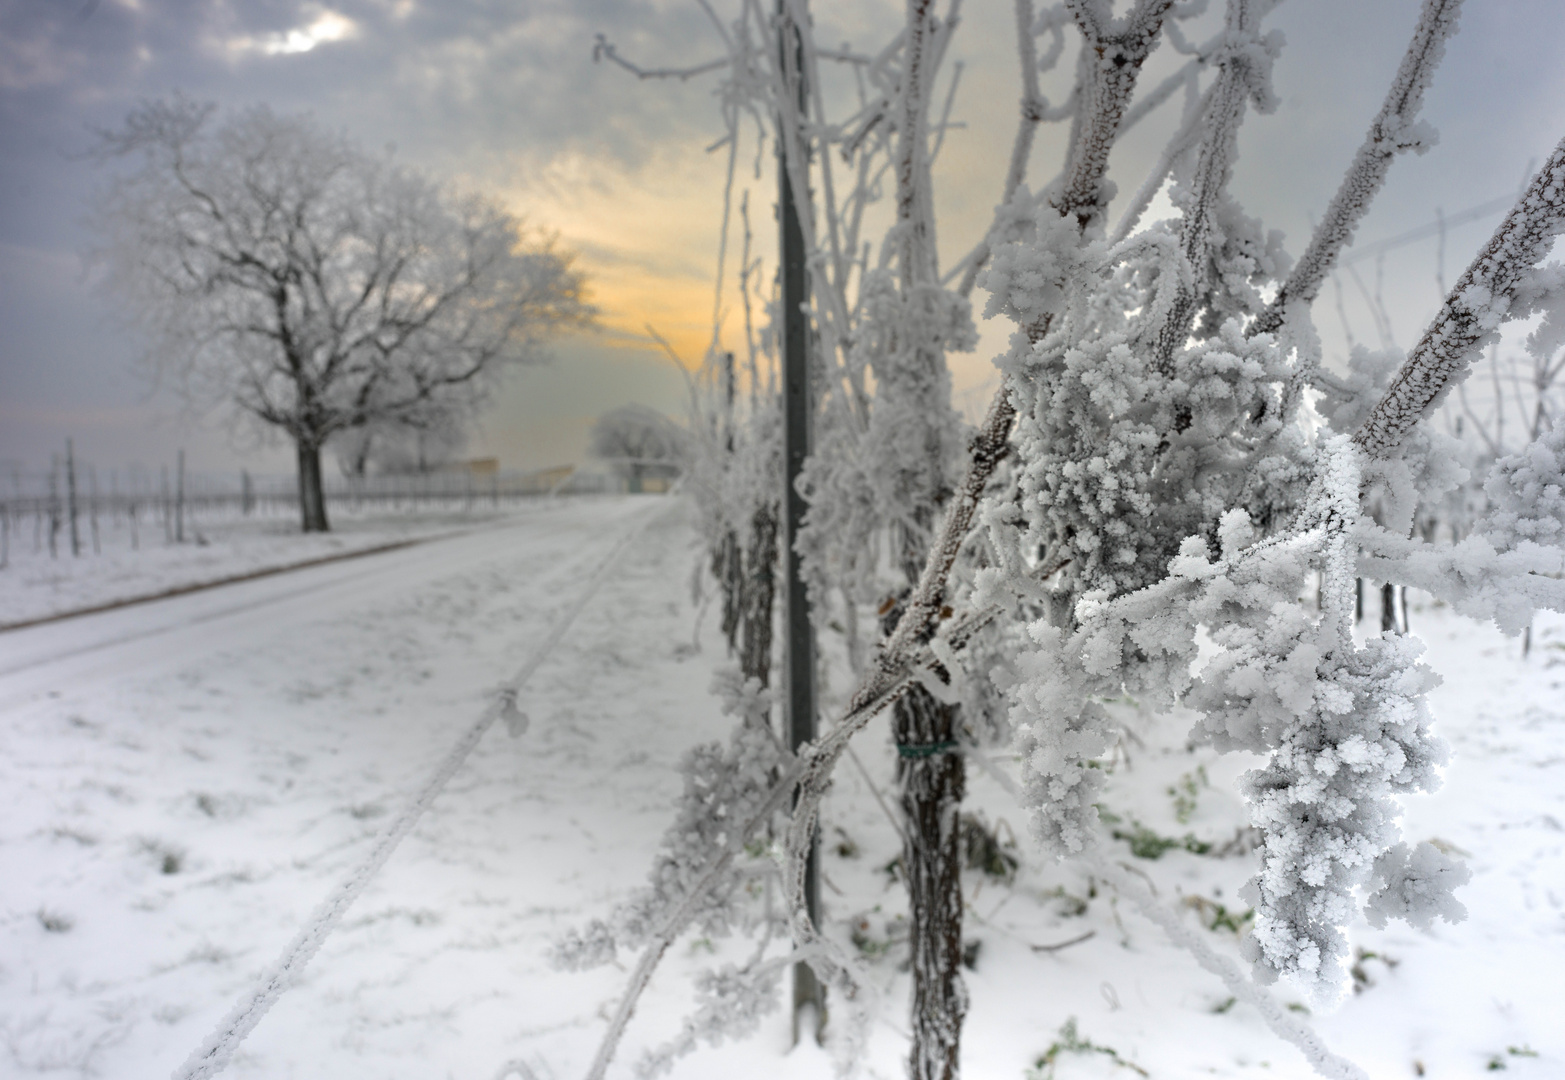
(0, 495), (1559, 1079)
(0, 505), (543, 629)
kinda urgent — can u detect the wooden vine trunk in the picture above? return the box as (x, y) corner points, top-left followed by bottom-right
(895, 684), (967, 1080)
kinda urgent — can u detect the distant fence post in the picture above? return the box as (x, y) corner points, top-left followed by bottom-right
(242, 469), (254, 516)
(89, 463), (100, 555)
(48, 455), (61, 558)
(66, 438), (81, 557)
(175, 448), (186, 544)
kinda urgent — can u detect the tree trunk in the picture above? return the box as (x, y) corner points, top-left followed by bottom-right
(881, 583), (967, 1080)
(89, 465), (100, 555)
(717, 528), (743, 654)
(297, 439), (330, 533)
(880, 0), (971, 1065)
(740, 503), (778, 687)
(895, 684), (967, 1080)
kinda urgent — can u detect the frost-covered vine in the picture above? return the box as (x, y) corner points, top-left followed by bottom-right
(570, 0), (1565, 1076)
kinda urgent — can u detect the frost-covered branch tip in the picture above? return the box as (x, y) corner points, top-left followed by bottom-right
(1354, 135), (1565, 459)
(1252, 0), (1463, 337)
(591, 33), (731, 80)
(1055, 0), (1177, 228)
(1151, 0), (1280, 371)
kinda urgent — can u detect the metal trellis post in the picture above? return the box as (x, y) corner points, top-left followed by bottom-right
(778, 0), (825, 1045)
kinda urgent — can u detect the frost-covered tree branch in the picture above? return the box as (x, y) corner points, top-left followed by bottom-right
(1054, 0), (1177, 228)
(1251, 0), (1463, 338)
(1353, 137), (1565, 458)
(1150, 0), (1278, 373)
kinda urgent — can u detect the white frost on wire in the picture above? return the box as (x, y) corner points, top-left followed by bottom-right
(171, 500), (672, 1080)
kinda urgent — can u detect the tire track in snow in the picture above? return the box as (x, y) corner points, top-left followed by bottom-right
(170, 497), (674, 1080)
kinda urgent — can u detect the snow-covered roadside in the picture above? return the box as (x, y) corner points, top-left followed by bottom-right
(0, 504), (556, 628)
(0, 499), (1560, 1079)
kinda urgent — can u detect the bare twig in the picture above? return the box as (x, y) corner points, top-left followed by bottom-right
(1031, 930), (1097, 952)
(846, 743), (909, 847)
(592, 33), (730, 81)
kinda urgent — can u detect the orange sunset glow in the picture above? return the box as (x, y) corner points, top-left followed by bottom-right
(504, 142), (730, 366)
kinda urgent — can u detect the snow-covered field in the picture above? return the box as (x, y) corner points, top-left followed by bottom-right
(0, 495), (1560, 1079)
(0, 506), (528, 630)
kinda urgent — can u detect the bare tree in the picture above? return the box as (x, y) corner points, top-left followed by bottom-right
(89, 97), (592, 531)
(333, 406), (472, 477)
(589, 404), (688, 492)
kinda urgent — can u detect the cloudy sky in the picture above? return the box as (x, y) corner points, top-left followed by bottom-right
(2, 0), (1563, 482)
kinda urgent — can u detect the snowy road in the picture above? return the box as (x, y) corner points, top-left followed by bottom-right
(0, 503), (629, 702)
(0, 494), (747, 1080)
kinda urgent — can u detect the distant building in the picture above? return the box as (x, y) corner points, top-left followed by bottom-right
(445, 457), (500, 477)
